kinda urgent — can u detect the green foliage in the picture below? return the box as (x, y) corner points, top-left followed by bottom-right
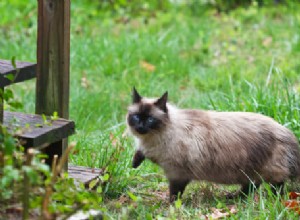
(1, 0), (300, 218)
(0, 88), (104, 218)
(92, 0), (171, 16)
(0, 126), (105, 218)
(85, 0), (300, 18)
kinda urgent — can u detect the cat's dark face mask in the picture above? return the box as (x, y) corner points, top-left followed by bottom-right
(128, 113), (160, 135)
(127, 87), (168, 135)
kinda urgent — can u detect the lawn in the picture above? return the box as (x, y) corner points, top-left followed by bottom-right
(1, 0), (300, 219)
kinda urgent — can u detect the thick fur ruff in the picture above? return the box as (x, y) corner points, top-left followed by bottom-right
(127, 93), (300, 201)
(128, 102), (300, 184)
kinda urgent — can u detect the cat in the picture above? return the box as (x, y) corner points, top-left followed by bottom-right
(126, 87), (300, 202)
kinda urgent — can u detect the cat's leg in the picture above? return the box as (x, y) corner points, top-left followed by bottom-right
(169, 179), (190, 202)
(132, 150), (145, 168)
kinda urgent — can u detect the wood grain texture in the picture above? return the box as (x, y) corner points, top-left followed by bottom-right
(0, 60), (36, 87)
(36, 0), (70, 117)
(0, 87), (3, 123)
(36, 0), (71, 168)
(3, 111), (75, 148)
(68, 165), (104, 186)
(67, 209), (103, 220)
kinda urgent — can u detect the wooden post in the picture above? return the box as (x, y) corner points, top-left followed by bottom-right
(0, 87), (3, 123)
(36, 0), (70, 169)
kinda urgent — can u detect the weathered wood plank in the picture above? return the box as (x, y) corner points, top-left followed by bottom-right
(68, 165), (103, 186)
(3, 111), (75, 148)
(0, 59), (35, 121)
(36, 1), (70, 117)
(0, 60), (36, 87)
(67, 209), (103, 220)
(0, 86), (3, 123)
(36, 0), (71, 169)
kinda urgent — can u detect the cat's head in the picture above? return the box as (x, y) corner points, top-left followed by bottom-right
(127, 87), (169, 136)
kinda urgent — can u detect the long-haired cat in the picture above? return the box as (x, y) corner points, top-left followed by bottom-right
(126, 88), (300, 202)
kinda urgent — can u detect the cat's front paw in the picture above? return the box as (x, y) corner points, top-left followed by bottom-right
(132, 150), (145, 168)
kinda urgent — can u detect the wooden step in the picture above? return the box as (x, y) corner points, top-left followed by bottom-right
(0, 59), (36, 87)
(68, 165), (104, 187)
(67, 209), (103, 220)
(4, 111), (75, 148)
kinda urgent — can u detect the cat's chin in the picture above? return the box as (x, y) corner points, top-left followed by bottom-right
(129, 128), (150, 137)
(135, 130), (149, 135)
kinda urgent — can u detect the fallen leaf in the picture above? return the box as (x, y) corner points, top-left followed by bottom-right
(118, 194), (130, 204)
(262, 37), (272, 47)
(140, 60), (156, 72)
(289, 192), (300, 199)
(284, 200), (300, 208)
(208, 205), (238, 219)
(152, 189), (168, 201)
(109, 133), (119, 147)
(284, 200), (300, 215)
(210, 209), (230, 219)
(81, 71), (89, 88)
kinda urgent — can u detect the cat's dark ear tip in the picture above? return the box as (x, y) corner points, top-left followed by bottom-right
(154, 90), (168, 112)
(162, 91), (168, 100)
(132, 86), (142, 103)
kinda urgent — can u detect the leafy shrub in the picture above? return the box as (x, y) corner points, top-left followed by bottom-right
(0, 126), (105, 219)
(89, 0), (291, 17)
(0, 75), (105, 219)
(90, 0), (171, 18)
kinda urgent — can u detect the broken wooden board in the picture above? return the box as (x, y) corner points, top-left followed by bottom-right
(68, 165), (104, 187)
(0, 60), (36, 87)
(3, 111), (75, 148)
(67, 209), (103, 220)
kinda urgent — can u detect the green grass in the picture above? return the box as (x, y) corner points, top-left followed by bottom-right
(1, 0), (300, 218)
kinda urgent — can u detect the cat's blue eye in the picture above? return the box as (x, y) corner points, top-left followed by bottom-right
(147, 117), (155, 124)
(131, 114), (140, 123)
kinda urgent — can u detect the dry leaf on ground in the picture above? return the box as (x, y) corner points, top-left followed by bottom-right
(81, 71), (89, 88)
(140, 60), (156, 72)
(208, 205), (238, 219)
(262, 37), (272, 47)
(289, 192), (300, 199)
(109, 133), (119, 147)
(284, 200), (300, 215)
(118, 195), (130, 205)
(283, 191), (300, 215)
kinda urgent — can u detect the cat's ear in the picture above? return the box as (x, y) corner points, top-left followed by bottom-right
(132, 87), (142, 103)
(155, 91), (168, 112)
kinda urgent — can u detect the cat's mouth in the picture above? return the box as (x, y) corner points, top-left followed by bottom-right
(135, 127), (148, 135)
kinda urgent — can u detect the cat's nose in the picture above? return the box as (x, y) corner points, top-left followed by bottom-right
(136, 125), (148, 134)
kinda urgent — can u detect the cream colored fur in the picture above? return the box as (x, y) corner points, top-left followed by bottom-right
(127, 98), (300, 185)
